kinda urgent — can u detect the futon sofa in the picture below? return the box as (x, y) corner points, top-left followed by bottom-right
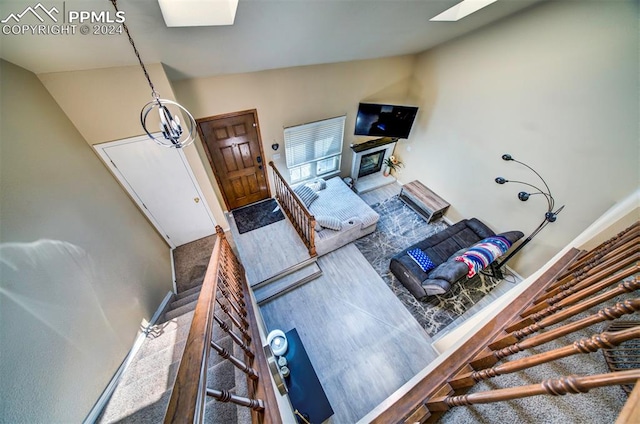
(389, 218), (523, 299)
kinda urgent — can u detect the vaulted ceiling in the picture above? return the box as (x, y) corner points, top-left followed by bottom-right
(0, 0), (543, 80)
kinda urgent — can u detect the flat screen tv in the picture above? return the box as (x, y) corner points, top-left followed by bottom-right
(354, 103), (418, 139)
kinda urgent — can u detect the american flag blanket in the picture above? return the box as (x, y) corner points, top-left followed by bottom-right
(455, 236), (512, 278)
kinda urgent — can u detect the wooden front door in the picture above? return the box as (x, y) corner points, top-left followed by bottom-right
(197, 110), (270, 210)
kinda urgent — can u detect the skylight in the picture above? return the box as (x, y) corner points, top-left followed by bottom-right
(430, 0), (498, 21)
(158, 0), (239, 27)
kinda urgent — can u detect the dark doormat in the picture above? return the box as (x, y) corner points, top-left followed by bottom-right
(232, 198), (285, 234)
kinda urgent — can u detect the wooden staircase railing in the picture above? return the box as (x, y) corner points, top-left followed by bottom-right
(164, 226), (281, 424)
(370, 221), (639, 423)
(269, 161), (317, 257)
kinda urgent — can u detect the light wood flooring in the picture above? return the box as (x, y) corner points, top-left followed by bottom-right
(259, 244), (438, 423)
(226, 209), (310, 286)
(226, 180), (521, 422)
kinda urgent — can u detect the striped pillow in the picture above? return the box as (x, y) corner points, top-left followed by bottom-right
(294, 185), (319, 208)
(316, 215), (342, 231)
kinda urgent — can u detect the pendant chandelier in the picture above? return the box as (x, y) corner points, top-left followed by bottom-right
(110, 0), (196, 148)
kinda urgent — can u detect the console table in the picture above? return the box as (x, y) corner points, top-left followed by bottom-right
(283, 328), (334, 423)
(399, 180), (450, 223)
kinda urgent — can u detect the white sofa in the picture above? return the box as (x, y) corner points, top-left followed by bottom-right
(305, 177), (380, 256)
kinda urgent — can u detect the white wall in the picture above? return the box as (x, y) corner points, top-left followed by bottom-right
(0, 60), (172, 422)
(172, 55), (416, 210)
(396, 0), (639, 277)
(38, 64), (227, 229)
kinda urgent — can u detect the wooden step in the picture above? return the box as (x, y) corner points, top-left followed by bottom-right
(254, 262), (322, 305)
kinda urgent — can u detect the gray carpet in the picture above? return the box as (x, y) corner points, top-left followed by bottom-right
(173, 234), (217, 292)
(98, 238), (251, 424)
(354, 195), (504, 337)
(439, 289), (637, 423)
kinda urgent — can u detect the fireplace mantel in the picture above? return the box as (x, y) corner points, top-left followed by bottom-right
(350, 137), (397, 193)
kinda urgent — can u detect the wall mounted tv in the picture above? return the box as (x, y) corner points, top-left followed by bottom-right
(354, 103), (419, 139)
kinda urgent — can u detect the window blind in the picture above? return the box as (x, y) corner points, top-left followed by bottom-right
(284, 115), (346, 169)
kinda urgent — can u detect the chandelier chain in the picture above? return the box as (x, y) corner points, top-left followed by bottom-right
(110, 0), (159, 99)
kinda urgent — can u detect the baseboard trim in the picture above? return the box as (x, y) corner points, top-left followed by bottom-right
(82, 290), (174, 424)
(170, 247), (177, 294)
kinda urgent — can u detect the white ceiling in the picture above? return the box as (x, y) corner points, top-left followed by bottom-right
(0, 0), (544, 80)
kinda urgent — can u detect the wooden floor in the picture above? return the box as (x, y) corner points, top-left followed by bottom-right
(226, 210), (310, 286)
(259, 244), (438, 423)
(226, 181), (521, 422)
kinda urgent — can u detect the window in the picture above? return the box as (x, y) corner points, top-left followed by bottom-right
(284, 115), (346, 184)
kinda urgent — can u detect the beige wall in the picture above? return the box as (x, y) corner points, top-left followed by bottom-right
(396, 0), (639, 277)
(172, 55), (416, 210)
(38, 64), (227, 229)
(0, 60), (172, 422)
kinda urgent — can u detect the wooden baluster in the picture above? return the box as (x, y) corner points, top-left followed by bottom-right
(206, 388), (265, 411)
(471, 298), (640, 370)
(451, 326), (640, 389)
(537, 248), (639, 303)
(506, 274), (639, 334)
(217, 277), (247, 319)
(216, 298), (251, 341)
(216, 296), (249, 329)
(213, 314), (254, 359)
(427, 370), (640, 412)
(210, 341), (259, 380)
(553, 233), (639, 285)
(490, 278), (640, 349)
(520, 263), (639, 319)
(561, 222), (639, 276)
(217, 273), (245, 308)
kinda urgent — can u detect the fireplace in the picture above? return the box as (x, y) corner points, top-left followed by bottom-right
(350, 137), (397, 193)
(358, 150), (385, 178)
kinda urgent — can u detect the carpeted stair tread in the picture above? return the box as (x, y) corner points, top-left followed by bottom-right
(170, 290), (202, 310)
(164, 299), (199, 321)
(204, 390), (245, 424)
(102, 389), (172, 424)
(173, 235), (216, 292)
(119, 340), (188, 388)
(176, 283), (203, 300)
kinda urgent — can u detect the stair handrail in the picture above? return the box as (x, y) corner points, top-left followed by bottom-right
(164, 227), (224, 423)
(268, 161), (317, 256)
(164, 226), (282, 423)
(366, 221), (639, 423)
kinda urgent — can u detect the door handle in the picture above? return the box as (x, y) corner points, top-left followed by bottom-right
(194, 197), (200, 203)
(256, 155), (262, 164)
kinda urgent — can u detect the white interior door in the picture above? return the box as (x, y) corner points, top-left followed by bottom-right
(96, 135), (216, 248)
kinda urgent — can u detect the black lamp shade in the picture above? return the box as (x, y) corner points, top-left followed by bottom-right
(495, 177), (507, 184)
(502, 154), (514, 161)
(518, 191), (530, 201)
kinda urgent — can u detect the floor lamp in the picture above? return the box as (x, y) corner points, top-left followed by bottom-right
(495, 154), (564, 271)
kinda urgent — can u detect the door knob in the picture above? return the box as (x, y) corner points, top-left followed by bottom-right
(194, 197), (200, 203)
(258, 165), (263, 170)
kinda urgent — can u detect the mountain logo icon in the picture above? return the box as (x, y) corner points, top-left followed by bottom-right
(1, 3), (59, 24)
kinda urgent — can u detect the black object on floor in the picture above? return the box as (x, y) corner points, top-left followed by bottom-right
(284, 328), (334, 423)
(233, 198), (285, 234)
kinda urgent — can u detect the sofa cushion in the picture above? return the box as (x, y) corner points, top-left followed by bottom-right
(316, 215), (342, 231)
(407, 248), (436, 272)
(294, 185), (318, 208)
